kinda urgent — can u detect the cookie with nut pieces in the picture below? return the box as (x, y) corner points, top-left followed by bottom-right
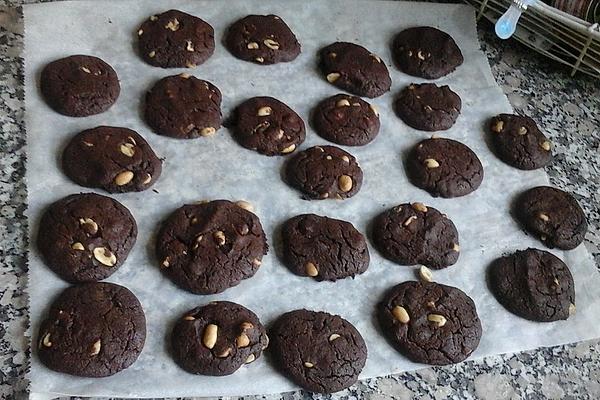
(230, 96), (305, 156)
(406, 137), (483, 198)
(37, 193), (137, 283)
(37, 282), (146, 377)
(270, 309), (367, 393)
(138, 9), (215, 68)
(156, 200), (268, 294)
(285, 145), (363, 200)
(395, 83), (461, 131)
(171, 301), (268, 376)
(225, 14), (301, 65)
(489, 114), (552, 170)
(378, 281), (481, 365)
(488, 248), (575, 322)
(515, 186), (587, 250)
(145, 74), (222, 139)
(319, 42), (391, 98)
(372, 202), (460, 269)
(392, 26), (464, 79)
(40, 55), (120, 117)
(62, 126), (162, 193)
(313, 93), (380, 146)
(281, 214), (369, 281)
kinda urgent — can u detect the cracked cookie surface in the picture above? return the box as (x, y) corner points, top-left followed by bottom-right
(270, 309), (367, 393)
(37, 282), (146, 377)
(37, 193), (137, 283)
(395, 83), (461, 131)
(378, 281), (481, 365)
(281, 214), (369, 281)
(156, 200), (268, 294)
(171, 301), (268, 376)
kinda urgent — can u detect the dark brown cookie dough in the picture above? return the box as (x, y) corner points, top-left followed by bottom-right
(515, 186), (587, 250)
(392, 26), (463, 79)
(489, 248), (575, 322)
(138, 10), (215, 68)
(40, 55), (120, 117)
(285, 145), (363, 200)
(145, 74), (222, 139)
(62, 126), (162, 193)
(394, 83), (461, 131)
(489, 114), (553, 170)
(312, 94), (380, 146)
(270, 309), (367, 393)
(281, 214), (369, 281)
(406, 138), (483, 198)
(230, 96), (305, 156)
(171, 301), (268, 376)
(372, 203), (460, 269)
(156, 200), (268, 294)
(378, 281), (481, 365)
(319, 42), (391, 98)
(225, 14), (301, 65)
(37, 193), (137, 283)
(37, 282), (146, 377)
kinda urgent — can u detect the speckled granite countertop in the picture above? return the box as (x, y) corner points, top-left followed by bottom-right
(1, 1), (600, 399)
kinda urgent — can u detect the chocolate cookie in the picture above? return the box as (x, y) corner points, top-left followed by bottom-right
(171, 301), (268, 376)
(270, 309), (367, 393)
(312, 94), (380, 146)
(138, 10), (215, 68)
(37, 282), (146, 377)
(515, 186), (587, 250)
(319, 42), (391, 98)
(225, 15), (301, 65)
(392, 26), (463, 79)
(37, 193), (137, 283)
(489, 114), (553, 170)
(395, 83), (461, 131)
(406, 138), (483, 198)
(285, 145), (363, 200)
(372, 203), (460, 269)
(62, 126), (162, 193)
(281, 214), (369, 281)
(145, 74), (222, 139)
(489, 248), (575, 322)
(156, 200), (268, 294)
(230, 96), (305, 156)
(40, 55), (120, 117)
(378, 281), (481, 365)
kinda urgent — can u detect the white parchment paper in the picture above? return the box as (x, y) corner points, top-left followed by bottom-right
(24, 0), (600, 398)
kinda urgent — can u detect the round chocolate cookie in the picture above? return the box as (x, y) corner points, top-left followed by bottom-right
(515, 186), (587, 250)
(285, 145), (363, 200)
(372, 203), (460, 269)
(171, 301), (268, 376)
(488, 248), (575, 322)
(156, 200), (268, 294)
(37, 282), (146, 377)
(394, 83), (461, 131)
(37, 193), (137, 283)
(225, 14), (301, 65)
(406, 138), (483, 198)
(40, 55), (120, 117)
(138, 9), (215, 68)
(231, 96), (305, 156)
(281, 214), (370, 281)
(378, 281), (481, 365)
(62, 126), (162, 193)
(312, 94), (380, 146)
(489, 114), (553, 170)
(145, 74), (222, 139)
(270, 309), (367, 393)
(319, 42), (391, 98)
(392, 26), (464, 79)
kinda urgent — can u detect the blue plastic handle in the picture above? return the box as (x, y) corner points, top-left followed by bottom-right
(495, 0), (535, 39)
